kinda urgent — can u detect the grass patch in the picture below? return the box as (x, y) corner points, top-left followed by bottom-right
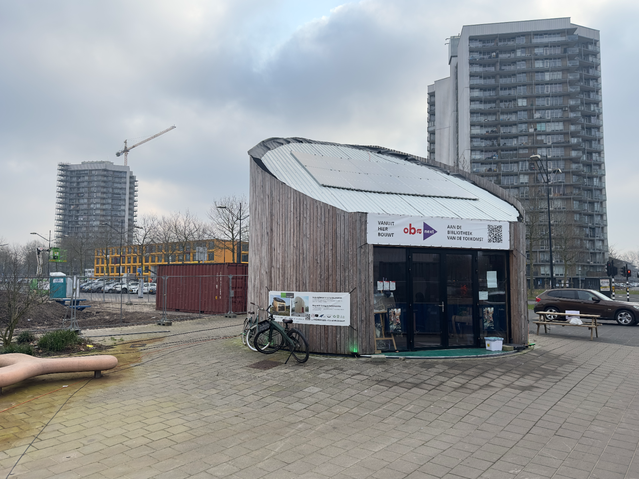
(38, 329), (82, 352)
(1, 343), (34, 355)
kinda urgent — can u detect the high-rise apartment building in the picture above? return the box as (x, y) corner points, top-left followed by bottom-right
(427, 18), (606, 288)
(55, 161), (138, 244)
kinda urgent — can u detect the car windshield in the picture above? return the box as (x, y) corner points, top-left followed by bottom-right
(590, 290), (612, 301)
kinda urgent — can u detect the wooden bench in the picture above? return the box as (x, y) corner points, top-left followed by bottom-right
(533, 311), (600, 340)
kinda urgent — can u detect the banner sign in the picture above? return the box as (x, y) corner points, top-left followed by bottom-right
(268, 291), (350, 326)
(367, 214), (510, 250)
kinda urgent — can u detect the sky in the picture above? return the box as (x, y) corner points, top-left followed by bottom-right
(1, 0), (637, 255)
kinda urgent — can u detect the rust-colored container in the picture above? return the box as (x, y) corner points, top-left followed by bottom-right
(156, 263), (248, 314)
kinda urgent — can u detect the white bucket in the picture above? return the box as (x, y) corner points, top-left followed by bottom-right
(485, 337), (503, 351)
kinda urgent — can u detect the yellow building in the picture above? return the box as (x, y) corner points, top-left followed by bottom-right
(93, 239), (248, 279)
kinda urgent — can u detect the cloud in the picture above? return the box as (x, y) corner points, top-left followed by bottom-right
(1, 0), (638, 254)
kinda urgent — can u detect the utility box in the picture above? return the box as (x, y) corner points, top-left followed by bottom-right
(49, 272), (70, 299)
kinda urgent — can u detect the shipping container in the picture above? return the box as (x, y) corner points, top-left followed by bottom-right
(156, 263), (248, 314)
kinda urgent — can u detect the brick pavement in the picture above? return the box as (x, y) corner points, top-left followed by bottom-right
(2, 316), (639, 478)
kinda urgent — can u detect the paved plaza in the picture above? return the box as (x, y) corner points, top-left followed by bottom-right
(2, 315), (639, 479)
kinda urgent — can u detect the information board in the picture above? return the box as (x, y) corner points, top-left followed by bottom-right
(268, 291), (350, 326)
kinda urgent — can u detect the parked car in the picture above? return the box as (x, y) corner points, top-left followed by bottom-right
(148, 283), (156, 294)
(534, 288), (639, 326)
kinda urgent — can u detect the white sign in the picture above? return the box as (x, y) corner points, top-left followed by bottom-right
(367, 214), (510, 250)
(268, 291), (350, 326)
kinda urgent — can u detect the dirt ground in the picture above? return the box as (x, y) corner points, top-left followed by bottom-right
(12, 299), (201, 332)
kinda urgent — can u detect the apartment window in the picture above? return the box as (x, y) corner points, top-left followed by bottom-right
(534, 71), (562, 81)
(516, 86), (527, 95)
(517, 98), (527, 107)
(517, 111), (528, 120)
(208, 252), (215, 261)
(534, 84), (563, 94)
(519, 174), (529, 184)
(502, 176), (517, 185)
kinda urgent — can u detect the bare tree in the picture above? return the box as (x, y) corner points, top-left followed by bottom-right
(207, 196), (249, 263)
(153, 214), (179, 264)
(134, 214), (159, 277)
(552, 211), (583, 287)
(170, 210), (209, 263)
(0, 246), (49, 347)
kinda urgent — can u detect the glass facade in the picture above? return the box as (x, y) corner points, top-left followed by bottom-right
(373, 247), (509, 351)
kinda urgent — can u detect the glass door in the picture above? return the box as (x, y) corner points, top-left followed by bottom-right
(412, 253), (443, 348)
(445, 254), (475, 346)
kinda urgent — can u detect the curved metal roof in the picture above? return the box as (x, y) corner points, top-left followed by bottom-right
(249, 138), (521, 223)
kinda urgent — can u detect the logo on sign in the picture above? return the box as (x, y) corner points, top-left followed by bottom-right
(403, 222), (437, 241)
(422, 222), (437, 240)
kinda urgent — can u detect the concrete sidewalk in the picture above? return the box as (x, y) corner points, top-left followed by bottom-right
(2, 318), (639, 478)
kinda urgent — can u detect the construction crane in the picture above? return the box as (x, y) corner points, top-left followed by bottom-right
(116, 125), (176, 166)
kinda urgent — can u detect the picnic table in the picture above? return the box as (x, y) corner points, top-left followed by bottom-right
(533, 311), (600, 340)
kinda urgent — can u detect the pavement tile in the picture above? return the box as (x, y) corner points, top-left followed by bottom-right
(4, 319), (639, 478)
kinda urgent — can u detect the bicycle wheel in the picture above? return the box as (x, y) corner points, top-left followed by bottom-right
(254, 327), (285, 354)
(287, 328), (309, 363)
(241, 317), (251, 346)
(245, 323), (259, 352)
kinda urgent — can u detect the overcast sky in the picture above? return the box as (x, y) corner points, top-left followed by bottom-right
(1, 0), (637, 255)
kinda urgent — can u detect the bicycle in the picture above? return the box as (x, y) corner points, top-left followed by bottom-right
(252, 303), (309, 363)
(241, 308), (259, 352)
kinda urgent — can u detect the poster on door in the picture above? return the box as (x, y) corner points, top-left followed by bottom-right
(367, 214), (510, 250)
(268, 291), (350, 326)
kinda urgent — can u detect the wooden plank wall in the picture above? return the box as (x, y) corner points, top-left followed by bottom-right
(248, 160), (375, 355)
(509, 221), (528, 345)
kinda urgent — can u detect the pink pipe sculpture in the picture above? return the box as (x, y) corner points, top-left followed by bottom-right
(0, 353), (118, 393)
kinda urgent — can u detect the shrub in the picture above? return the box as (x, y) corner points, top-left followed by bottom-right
(1, 343), (34, 355)
(17, 331), (37, 344)
(37, 330), (82, 352)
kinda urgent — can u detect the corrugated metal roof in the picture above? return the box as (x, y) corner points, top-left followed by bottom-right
(256, 139), (520, 222)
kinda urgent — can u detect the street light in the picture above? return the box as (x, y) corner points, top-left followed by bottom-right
(530, 154), (562, 289)
(31, 231), (51, 276)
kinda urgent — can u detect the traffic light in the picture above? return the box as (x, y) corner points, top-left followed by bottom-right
(606, 260), (612, 277)
(627, 268), (632, 278)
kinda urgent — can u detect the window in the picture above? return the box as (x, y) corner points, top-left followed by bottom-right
(534, 84), (563, 94)
(517, 98), (527, 106)
(208, 252), (215, 261)
(519, 174), (529, 184)
(534, 71), (562, 81)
